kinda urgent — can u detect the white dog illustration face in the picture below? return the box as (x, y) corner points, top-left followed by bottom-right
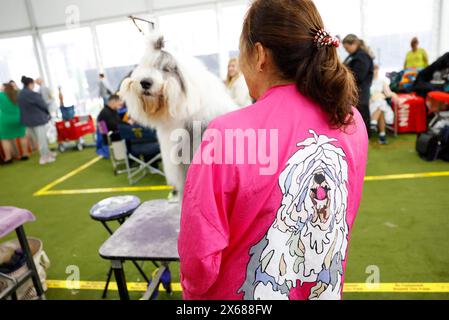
(239, 130), (349, 300)
(120, 34), (188, 126)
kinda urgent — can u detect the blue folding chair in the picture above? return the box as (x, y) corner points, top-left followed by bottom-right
(117, 124), (164, 185)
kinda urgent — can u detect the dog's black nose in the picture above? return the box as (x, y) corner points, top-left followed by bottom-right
(140, 79), (153, 90)
(314, 174), (326, 184)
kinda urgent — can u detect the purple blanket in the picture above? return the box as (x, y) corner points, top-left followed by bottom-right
(0, 207), (35, 238)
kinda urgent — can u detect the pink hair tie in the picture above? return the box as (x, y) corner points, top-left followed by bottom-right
(314, 29), (340, 48)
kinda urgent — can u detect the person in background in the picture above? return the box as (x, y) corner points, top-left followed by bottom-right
(359, 39), (376, 60)
(343, 34), (374, 137)
(0, 83), (30, 164)
(370, 65), (397, 145)
(97, 94), (124, 143)
(98, 73), (113, 107)
(225, 57), (252, 107)
(8, 80), (19, 92)
(58, 86), (64, 108)
(404, 37), (429, 70)
(36, 78), (57, 115)
(17, 76), (56, 165)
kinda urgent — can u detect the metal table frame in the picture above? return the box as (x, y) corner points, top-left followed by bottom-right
(0, 226), (45, 300)
(99, 200), (180, 300)
(99, 216), (158, 299)
(109, 258), (174, 300)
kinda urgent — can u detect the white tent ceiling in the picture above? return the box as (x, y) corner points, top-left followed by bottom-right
(0, 0), (447, 52)
(0, 0), (241, 35)
(0, 0), (447, 88)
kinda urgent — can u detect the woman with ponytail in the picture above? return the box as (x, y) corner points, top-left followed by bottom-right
(179, 0), (368, 300)
(343, 34), (375, 136)
(17, 76), (56, 165)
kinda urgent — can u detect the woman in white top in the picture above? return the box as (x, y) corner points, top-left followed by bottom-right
(225, 57), (252, 107)
(370, 65), (397, 145)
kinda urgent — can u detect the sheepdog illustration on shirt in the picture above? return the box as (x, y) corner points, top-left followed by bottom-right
(239, 130), (350, 300)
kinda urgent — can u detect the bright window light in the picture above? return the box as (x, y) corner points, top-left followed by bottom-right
(158, 9), (219, 56)
(42, 27), (100, 116)
(96, 19), (148, 68)
(158, 9), (221, 75)
(0, 36), (40, 85)
(314, 0), (362, 38)
(221, 4), (250, 58)
(364, 0), (433, 36)
(364, 0), (434, 72)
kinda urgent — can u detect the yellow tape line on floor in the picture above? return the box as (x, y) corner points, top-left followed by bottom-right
(45, 280), (449, 293)
(39, 185), (174, 195)
(34, 155), (449, 197)
(365, 171), (449, 181)
(33, 155), (173, 196)
(34, 156), (103, 196)
(46, 280), (182, 292)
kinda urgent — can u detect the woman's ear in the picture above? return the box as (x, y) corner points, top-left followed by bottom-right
(254, 42), (267, 73)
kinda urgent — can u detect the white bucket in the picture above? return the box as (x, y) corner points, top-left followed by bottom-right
(0, 237), (50, 300)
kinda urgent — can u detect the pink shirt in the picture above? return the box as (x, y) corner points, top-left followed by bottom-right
(179, 84), (368, 300)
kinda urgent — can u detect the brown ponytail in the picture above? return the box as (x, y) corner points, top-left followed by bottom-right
(240, 0), (358, 128)
(3, 83), (18, 105)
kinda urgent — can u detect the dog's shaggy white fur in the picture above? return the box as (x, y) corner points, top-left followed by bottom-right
(120, 33), (238, 193)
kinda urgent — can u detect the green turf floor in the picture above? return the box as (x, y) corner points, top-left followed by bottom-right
(0, 134), (448, 300)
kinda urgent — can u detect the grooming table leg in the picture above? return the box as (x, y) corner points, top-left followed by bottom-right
(112, 260), (129, 300)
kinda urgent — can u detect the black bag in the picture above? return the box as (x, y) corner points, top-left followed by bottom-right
(416, 125), (449, 161)
(413, 52), (449, 97)
(439, 125), (449, 161)
(388, 71), (404, 93)
(416, 132), (440, 161)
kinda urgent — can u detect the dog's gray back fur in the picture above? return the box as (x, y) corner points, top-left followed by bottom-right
(180, 120), (209, 179)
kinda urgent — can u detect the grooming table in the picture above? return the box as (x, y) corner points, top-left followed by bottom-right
(99, 199), (180, 300)
(0, 207), (45, 300)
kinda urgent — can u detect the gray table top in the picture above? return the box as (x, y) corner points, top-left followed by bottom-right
(99, 199), (180, 261)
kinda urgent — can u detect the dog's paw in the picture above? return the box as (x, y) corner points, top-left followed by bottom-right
(308, 281), (328, 300)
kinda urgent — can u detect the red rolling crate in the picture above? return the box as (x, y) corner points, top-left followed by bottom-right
(426, 91), (449, 113)
(393, 93), (427, 134)
(56, 115), (96, 152)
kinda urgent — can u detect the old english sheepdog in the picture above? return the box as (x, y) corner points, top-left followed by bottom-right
(120, 33), (238, 195)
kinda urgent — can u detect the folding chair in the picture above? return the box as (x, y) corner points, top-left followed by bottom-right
(98, 121), (164, 184)
(98, 121), (128, 175)
(118, 124), (164, 185)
